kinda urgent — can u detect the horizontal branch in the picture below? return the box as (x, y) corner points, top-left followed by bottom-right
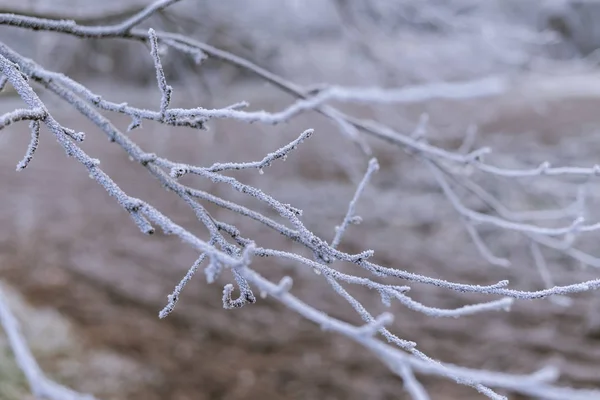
(0, 107), (46, 130)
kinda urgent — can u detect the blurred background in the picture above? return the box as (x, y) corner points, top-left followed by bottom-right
(1, 0), (600, 399)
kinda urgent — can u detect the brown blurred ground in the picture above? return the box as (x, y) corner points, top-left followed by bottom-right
(1, 71), (600, 400)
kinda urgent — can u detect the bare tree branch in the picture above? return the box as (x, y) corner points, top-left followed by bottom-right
(1, 2), (599, 399)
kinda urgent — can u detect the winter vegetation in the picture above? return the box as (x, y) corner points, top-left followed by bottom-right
(1, 1), (600, 399)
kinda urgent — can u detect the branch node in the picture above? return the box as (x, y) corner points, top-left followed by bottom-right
(170, 165), (189, 178)
(140, 153), (157, 165)
(63, 127), (85, 142)
(127, 116), (142, 132)
(275, 276), (293, 295)
(356, 312), (394, 336)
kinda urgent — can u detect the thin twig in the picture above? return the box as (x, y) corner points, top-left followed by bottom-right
(332, 158), (379, 249)
(16, 120), (41, 170)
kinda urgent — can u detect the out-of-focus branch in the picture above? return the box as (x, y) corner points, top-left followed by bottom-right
(0, 286), (97, 400)
(0, 0), (171, 26)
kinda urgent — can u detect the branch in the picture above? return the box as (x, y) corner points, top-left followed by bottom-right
(16, 120), (40, 170)
(331, 158), (379, 249)
(0, 107), (46, 130)
(0, 285), (97, 400)
(1, 6), (599, 399)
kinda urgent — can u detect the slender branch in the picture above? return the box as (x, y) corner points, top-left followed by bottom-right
(16, 120), (40, 170)
(0, 286), (97, 400)
(331, 158), (379, 249)
(148, 28), (172, 118)
(399, 364), (430, 400)
(0, 107), (46, 130)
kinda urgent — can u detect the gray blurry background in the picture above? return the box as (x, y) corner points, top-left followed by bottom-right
(1, 1), (600, 399)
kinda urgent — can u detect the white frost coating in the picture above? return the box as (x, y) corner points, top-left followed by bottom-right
(0, 1), (599, 399)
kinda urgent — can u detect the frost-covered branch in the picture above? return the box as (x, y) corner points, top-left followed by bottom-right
(0, 107), (46, 130)
(331, 158), (379, 249)
(16, 120), (41, 170)
(0, 287), (97, 400)
(1, 2), (600, 399)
